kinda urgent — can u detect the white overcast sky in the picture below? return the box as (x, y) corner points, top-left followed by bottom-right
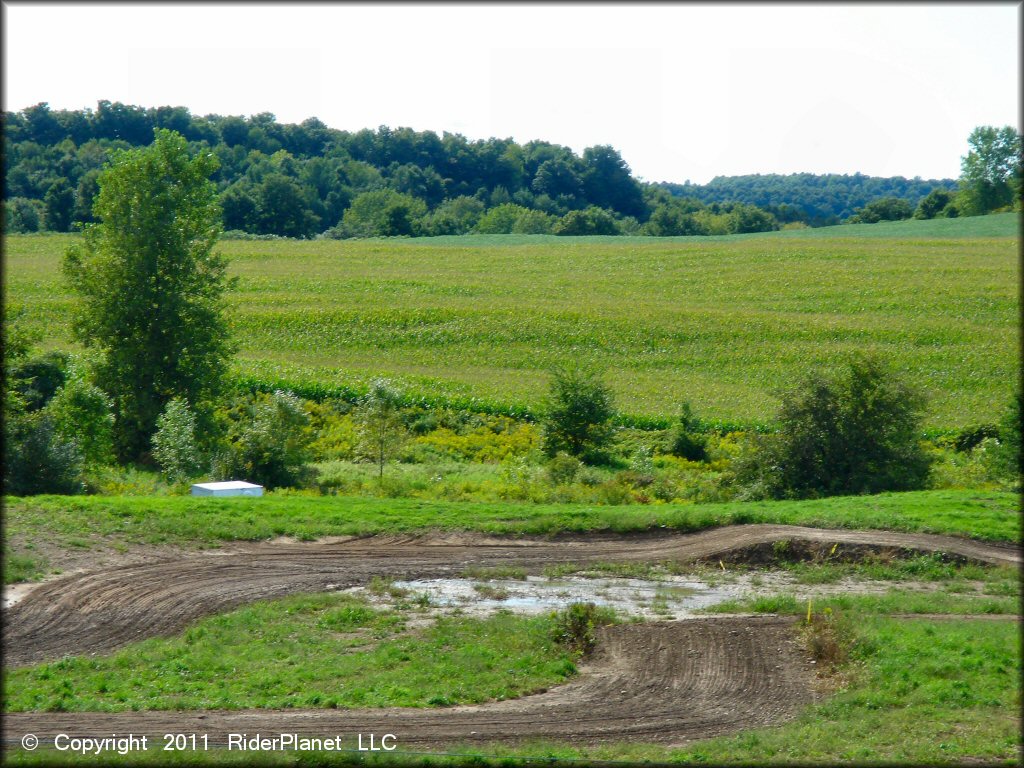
(3, 2), (1019, 184)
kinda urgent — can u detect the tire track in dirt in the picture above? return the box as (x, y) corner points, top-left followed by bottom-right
(2, 616), (815, 749)
(4, 525), (1018, 667)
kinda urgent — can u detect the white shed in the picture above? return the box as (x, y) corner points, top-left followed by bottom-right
(191, 480), (264, 497)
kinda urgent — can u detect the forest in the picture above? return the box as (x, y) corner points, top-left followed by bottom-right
(3, 101), (965, 239)
(657, 173), (958, 227)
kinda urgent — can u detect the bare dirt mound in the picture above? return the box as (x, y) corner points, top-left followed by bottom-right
(4, 525), (1018, 667)
(1, 616), (815, 749)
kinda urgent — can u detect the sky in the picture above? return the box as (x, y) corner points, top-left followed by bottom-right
(3, 3), (1019, 185)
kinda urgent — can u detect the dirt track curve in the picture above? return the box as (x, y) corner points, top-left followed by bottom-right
(3, 526), (1019, 751)
(4, 617), (813, 749)
(4, 525), (1019, 667)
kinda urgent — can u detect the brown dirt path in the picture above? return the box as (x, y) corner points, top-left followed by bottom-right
(2, 616), (815, 750)
(3, 525), (1019, 667)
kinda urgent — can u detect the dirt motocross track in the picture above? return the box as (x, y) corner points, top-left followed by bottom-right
(3, 525), (1020, 750)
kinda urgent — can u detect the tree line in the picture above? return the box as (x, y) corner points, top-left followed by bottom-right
(3, 101), (1020, 238)
(657, 173), (956, 226)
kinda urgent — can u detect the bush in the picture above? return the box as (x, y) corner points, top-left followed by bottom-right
(305, 401), (359, 461)
(551, 602), (615, 656)
(10, 351), (69, 411)
(546, 452), (582, 484)
(914, 188), (956, 220)
(415, 415), (539, 463)
(215, 390), (313, 489)
(46, 376), (115, 466)
(553, 206), (620, 236)
(510, 208), (556, 234)
(3, 412), (84, 495)
(739, 354), (931, 499)
(989, 393), (1022, 487)
(3, 197), (44, 233)
(152, 397), (203, 482)
(953, 423), (1000, 453)
(541, 365), (616, 462)
(848, 197), (914, 223)
(474, 203), (533, 234)
(669, 402), (708, 461)
(336, 190), (426, 238)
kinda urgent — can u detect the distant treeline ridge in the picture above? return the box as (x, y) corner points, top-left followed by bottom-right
(4, 101), (959, 238)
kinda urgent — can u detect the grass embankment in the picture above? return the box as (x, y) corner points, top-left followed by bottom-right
(2, 489), (1018, 584)
(3, 592), (577, 713)
(5, 213), (1018, 428)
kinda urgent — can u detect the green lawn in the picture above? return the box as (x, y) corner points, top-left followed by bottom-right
(4, 213), (1018, 428)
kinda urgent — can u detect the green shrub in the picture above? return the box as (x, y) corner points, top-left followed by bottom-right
(474, 203), (533, 234)
(553, 206), (620, 236)
(849, 197), (914, 223)
(305, 401), (358, 461)
(989, 393), (1022, 487)
(511, 208), (555, 234)
(3, 197), (43, 233)
(546, 452), (582, 485)
(10, 351), (69, 411)
(669, 402), (708, 462)
(914, 188), (956, 220)
(152, 397), (203, 482)
(550, 602), (615, 656)
(416, 416), (539, 463)
(629, 445), (654, 475)
(541, 365), (616, 462)
(953, 423), (1001, 453)
(738, 353), (931, 499)
(47, 376), (115, 467)
(3, 412), (84, 495)
(215, 390), (313, 489)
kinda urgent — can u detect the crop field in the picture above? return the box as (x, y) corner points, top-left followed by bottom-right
(4, 213), (1019, 428)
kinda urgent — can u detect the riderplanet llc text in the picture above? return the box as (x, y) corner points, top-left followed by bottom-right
(22, 732), (398, 755)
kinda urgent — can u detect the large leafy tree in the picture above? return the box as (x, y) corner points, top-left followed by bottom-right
(958, 125), (1022, 215)
(581, 145), (646, 218)
(63, 129), (232, 461)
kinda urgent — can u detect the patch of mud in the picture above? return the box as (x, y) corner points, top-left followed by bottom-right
(346, 571), (970, 622)
(361, 575), (740, 619)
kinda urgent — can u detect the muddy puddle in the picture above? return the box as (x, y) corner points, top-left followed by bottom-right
(344, 571), (957, 620)
(395, 575), (739, 619)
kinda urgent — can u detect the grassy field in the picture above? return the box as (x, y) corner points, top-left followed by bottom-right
(4, 213), (1018, 428)
(3, 490), (1018, 586)
(3, 593), (579, 713)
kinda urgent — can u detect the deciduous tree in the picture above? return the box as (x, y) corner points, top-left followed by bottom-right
(958, 125), (1022, 215)
(63, 129), (231, 461)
